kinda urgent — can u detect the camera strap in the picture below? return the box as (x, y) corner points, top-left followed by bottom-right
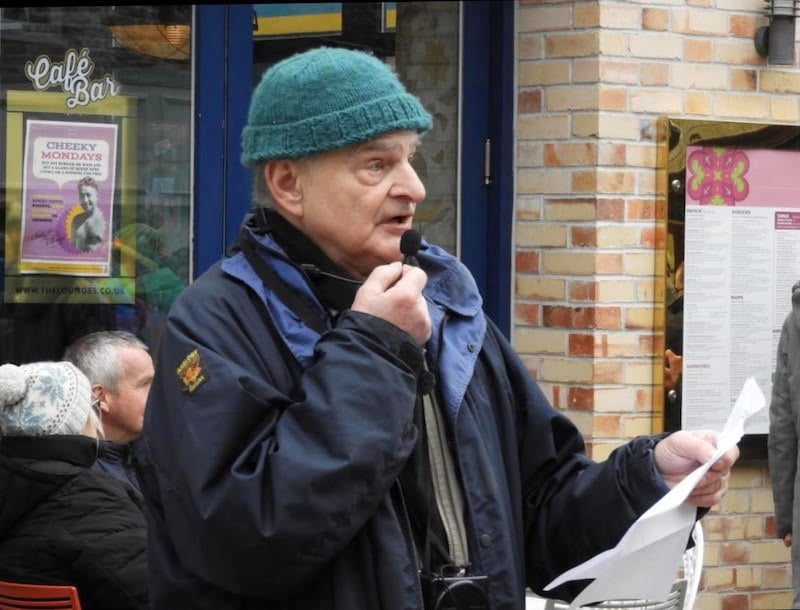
(239, 231), (329, 335)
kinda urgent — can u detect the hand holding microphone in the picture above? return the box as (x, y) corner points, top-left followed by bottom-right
(351, 230), (431, 344)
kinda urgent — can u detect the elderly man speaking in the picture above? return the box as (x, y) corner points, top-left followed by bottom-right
(136, 47), (738, 610)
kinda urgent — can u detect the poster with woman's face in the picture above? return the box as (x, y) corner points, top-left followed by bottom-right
(19, 119), (116, 276)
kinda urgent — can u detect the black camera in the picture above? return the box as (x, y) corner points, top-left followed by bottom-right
(420, 570), (491, 610)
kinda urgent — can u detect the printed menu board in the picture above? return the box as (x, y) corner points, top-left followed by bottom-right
(682, 146), (800, 434)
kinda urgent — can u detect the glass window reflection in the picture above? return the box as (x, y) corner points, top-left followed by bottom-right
(0, 6), (192, 362)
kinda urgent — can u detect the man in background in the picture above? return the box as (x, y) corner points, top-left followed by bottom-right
(769, 280), (800, 609)
(64, 330), (153, 495)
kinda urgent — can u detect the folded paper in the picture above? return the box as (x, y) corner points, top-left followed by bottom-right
(544, 376), (766, 609)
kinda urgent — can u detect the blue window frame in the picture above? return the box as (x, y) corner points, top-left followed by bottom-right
(460, 1), (514, 337)
(194, 4), (253, 273)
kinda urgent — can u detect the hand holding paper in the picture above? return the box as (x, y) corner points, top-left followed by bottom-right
(543, 377), (764, 609)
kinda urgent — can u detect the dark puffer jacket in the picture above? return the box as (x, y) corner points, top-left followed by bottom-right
(136, 214), (670, 610)
(0, 435), (148, 610)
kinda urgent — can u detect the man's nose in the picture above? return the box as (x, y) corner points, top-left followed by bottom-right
(392, 161), (426, 203)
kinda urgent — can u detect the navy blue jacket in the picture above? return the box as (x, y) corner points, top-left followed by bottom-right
(94, 439), (142, 498)
(136, 216), (669, 609)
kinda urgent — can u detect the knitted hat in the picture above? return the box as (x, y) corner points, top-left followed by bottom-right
(0, 361), (92, 436)
(241, 47), (433, 165)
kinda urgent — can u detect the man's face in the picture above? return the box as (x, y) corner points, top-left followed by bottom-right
(78, 184), (98, 213)
(287, 131), (426, 280)
(98, 345), (154, 442)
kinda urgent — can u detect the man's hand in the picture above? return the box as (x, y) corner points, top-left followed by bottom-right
(654, 430), (740, 507)
(664, 349), (683, 392)
(352, 262), (431, 344)
(784, 532), (793, 548)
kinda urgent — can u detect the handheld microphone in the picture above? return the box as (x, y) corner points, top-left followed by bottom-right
(400, 229), (421, 267)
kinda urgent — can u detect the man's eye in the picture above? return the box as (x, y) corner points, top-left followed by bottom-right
(368, 161), (384, 172)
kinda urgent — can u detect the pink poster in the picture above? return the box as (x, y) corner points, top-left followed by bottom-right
(685, 145), (800, 208)
(20, 119), (117, 276)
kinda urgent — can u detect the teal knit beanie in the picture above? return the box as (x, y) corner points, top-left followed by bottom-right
(240, 47), (433, 165)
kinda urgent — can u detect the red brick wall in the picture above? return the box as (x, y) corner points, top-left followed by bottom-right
(514, 0), (799, 607)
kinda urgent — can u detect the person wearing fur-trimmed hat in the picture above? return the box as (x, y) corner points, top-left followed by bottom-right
(0, 361), (148, 610)
(136, 46), (738, 610)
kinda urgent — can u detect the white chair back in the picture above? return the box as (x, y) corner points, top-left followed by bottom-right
(681, 521), (704, 610)
(541, 579), (687, 610)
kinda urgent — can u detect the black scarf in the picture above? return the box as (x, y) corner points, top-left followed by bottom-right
(257, 209), (361, 314)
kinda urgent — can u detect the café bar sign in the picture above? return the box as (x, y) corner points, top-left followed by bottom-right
(24, 47), (121, 109)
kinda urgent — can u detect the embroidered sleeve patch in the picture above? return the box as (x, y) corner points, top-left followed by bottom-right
(177, 348), (206, 393)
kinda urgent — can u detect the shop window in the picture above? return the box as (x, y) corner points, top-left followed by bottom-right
(0, 6), (192, 362)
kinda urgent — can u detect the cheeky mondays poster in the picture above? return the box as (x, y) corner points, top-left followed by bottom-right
(19, 119), (117, 276)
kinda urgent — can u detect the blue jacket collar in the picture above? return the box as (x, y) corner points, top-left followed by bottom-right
(222, 216), (486, 416)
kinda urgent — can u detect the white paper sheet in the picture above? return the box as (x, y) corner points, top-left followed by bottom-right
(543, 376), (765, 609)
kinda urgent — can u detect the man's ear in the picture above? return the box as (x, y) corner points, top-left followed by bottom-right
(92, 384), (110, 414)
(265, 160), (304, 219)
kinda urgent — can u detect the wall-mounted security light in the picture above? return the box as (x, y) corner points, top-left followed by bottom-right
(754, 0), (799, 65)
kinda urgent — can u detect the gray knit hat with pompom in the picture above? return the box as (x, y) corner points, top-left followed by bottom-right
(0, 361), (92, 436)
